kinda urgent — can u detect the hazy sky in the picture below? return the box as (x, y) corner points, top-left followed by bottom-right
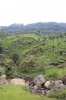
(0, 0), (66, 26)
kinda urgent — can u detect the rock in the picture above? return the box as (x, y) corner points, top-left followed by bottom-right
(32, 75), (45, 85)
(0, 75), (8, 84)
(44, 80), (55, 89)
(31, 89), (37, 94)
(10, 78), (26, 86)
(34, 85), (38, 90)
(62, 74), (66, 85)
(54, 80), (64, 88)
(41, 90), (46, 95)
(26, 81), (29, 87)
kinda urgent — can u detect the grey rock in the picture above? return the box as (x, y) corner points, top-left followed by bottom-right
(32, 75), (45, 85)
(54, 80), (64, 88)
(31, 89), (37, 94)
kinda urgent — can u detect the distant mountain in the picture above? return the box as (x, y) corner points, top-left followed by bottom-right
(0, 22), (66, 34)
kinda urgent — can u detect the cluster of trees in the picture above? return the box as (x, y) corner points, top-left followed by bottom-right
(0, 29), (7, 45)
(0, 50), (50, 76)
(1, 22), (66, 34)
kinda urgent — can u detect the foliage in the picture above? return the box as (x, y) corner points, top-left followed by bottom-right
(0, 85), (55, 100)
(0, 68), (5, 76)
(11, 52), (20, 63)
(0, 45), (4, 53)
(0, 54), (6, 66)
(34, 55), (51, 74)
(17, 55), (35, 72)
(48, 73), (59, 80)
(1, 22), (66, 34)
(4, 59), (16, 76)
(47, 87), (66, 100)
(0, 33), (66, 79)
(0, 29), (7, 45)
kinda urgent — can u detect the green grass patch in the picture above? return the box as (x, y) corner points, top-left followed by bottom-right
(0, 85), (55, 100)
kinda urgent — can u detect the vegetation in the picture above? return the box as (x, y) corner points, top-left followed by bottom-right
(47, 87), (66, 100)
(0, 29), (7, 45)
(1, 22), (66, 34)
(0, 26), (66, 100)
(0, 85), (55, 100)
(0, 32), (66, 79)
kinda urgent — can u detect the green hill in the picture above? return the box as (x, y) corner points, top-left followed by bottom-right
(0, 33), (66, 79)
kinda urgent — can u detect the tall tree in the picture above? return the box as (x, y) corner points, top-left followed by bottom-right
(34, 55), (50, 74)
(0, 29), (7, 45)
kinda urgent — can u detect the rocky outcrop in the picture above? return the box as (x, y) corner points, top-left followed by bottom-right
(32, 75), (45, 85)
(0, 75), (8, 84)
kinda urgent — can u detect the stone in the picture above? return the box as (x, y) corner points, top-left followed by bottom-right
(44, 80), (55, 89)
(54, 80), (64, 88)
(0, 75), (8, 84)
(41, 90), (46, 95)
(34, 85), (38, 90)
(10, 78), (26, 86)
(31, 89), (37, 94)
(32, 75), (45, 85)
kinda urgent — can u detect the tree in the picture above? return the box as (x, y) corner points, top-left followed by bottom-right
(4, 59), (16, 76)
(17, 55), (35, 72)
(0, 29), (7, 45)
(11, 53), (20, 63)
(34, 55), (50, 74)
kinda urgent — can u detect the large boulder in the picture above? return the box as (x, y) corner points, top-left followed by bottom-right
(32, 75), (45, 85)
(0, 75), (8, 84)
(44, 80), (55, 89)
(10, 78), (27, 86)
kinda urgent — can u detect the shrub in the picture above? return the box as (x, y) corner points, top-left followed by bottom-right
(48, 73), (59, 80)
(4, 59), (16, 76)
(11, 52), (20, 63)
(0, 68), (5, 76)
(0, 45), (4, 53)
(47, 88), (66, 100)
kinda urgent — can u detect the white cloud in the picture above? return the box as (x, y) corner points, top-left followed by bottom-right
(0, 0), (66, 26)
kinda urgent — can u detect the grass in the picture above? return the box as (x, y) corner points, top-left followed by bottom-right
(45, 67), (66, 80)
(0, 85), (55, 100)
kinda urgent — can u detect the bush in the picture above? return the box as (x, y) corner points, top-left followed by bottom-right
(0, 45), (4, 53)
(4, 59), (16, 76)
(0, 54), (6, 66)
(11, 52), (20, 63)
(47, 88), (66, 100)
(0, 68), (5, 76)
(48, 73), (59, 80)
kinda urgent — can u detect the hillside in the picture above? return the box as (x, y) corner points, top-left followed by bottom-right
(0, 33), (66, 79)
(0, 31), (66, 100)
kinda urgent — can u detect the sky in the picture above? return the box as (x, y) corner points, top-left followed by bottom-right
(0, 0), (66, 26)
